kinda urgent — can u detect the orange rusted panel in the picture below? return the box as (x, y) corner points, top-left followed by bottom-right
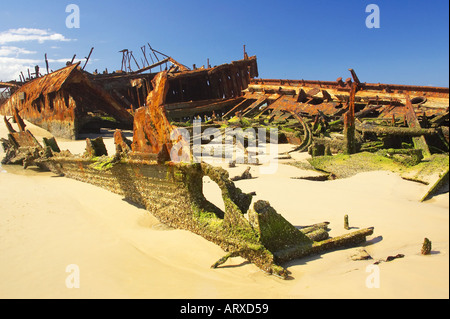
(0, 63), (133, 140)
(131, 71), (173, 160)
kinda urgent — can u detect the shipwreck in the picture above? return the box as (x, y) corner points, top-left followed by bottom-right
(1, 69), (375, 279)
(1, 46), (448, 278)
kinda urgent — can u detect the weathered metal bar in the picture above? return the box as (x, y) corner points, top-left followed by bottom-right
(130, 57), (170, 75)
(250, 78), (449, 96)
(405, 95), (431, 157)
(348, 68), (361, 84)
(130, 51), (141, 70)
(242, 97), (267, 117)
(222, 98), (250, 118)
(45, 53), (49, 74)
(82, 47), (94, 70)
(343, 82), (357, 154)
(355, 122), (437, 136)
(165, 98), (244, 119)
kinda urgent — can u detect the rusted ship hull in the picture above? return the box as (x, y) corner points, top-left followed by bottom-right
(37, 152), (373, 278)
(0, 63), (134, 140)
(1, 112), (374, 279)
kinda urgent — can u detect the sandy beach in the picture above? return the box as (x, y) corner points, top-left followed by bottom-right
(0, 120), (448, 299)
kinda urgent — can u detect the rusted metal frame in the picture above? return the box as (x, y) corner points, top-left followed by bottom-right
(233, 61), (248, 91)
(147, 43), (167, 72)
(187, 77), (203, 101)
(348, 68), (361, 85)
(252, 96), (280, 119)
(166, 97), (244, 119)
(74, 75), (133, 123)
(239, 66), (248, 90)
(165, 98), (234, 111)
(287, 111), (313, 153)
(200, 74), (213, 101)
(405, 95), (431, 157)
(129, 57), (170, 75)
(119, 49), (128, 72)
(70, 54), (76, 65)
(251, 78), (449, 97)
(222, 98), (250, 118)
(0, 82), (21, 88)
(242, 97), (267, 117)
(178, 78), (185, 101)
(224, 69), (235, 98)
(266, 96), (295, 121)
(213, 76), (224, 100)
(248, 86), (296, 96)
(208, 75), (219, 100)
(205, 74), (214, 99)
(130, 51), (141, 70)
(167, 57), (190, 72)
(140, 46), (150, 67)
(194, 75), (210, 101)
(169, 78), (187, 101)
(230, 66), (242, 98)
(219, 71), (231, 99)
(233, 66), (247, 97)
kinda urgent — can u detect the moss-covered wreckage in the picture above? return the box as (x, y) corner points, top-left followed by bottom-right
(1, 48), (448, 278)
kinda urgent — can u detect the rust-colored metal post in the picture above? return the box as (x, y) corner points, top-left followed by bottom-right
(343, 82), (357, 154)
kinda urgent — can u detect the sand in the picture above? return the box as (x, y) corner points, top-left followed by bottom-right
(0, 120), (448, 299)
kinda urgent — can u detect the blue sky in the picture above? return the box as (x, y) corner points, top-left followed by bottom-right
(0, 0), (448, 86)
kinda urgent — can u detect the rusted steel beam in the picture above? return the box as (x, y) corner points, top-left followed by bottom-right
(222, 98), (250, 118)
(45, 53), (49, 74)
(82, 47), (94, 70)
(129, 57), (170, 75)
(250, 78), (449, 97)
(348, 68), (361, 84)
(167, 57), (190, 72)
(242, 97), (267, 117)
(343, 82), (358, 154)
(13, 107), (26, 132)
(0, 81), (21, 88)
(405, 95), (431, 157)
(3, 116), (16, 134)
(165, 97), (244, 119)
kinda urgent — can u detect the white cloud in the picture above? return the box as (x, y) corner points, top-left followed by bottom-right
(0, 46), (36, 57)
(0, 28), (76, 81)
(0, 28), (72, 44)
(0, 56), (40, 81)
